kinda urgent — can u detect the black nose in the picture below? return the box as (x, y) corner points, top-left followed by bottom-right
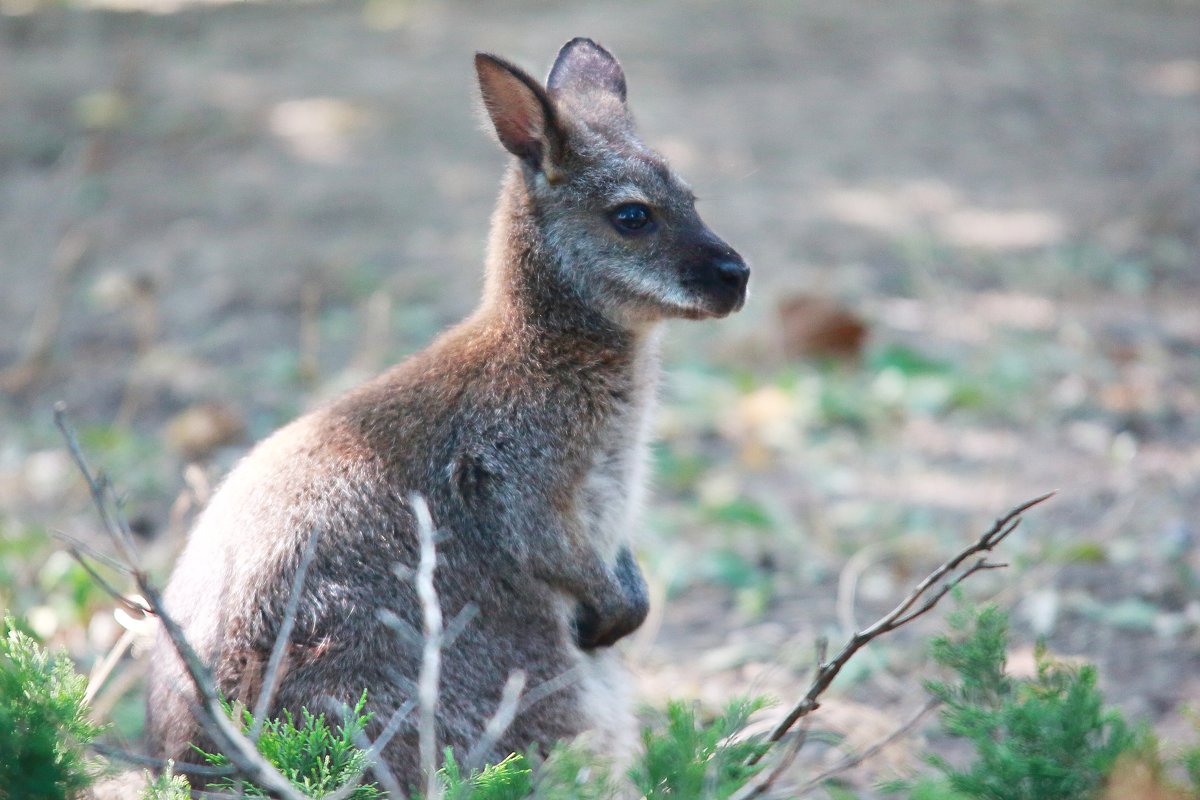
(713, 257), (750, 293)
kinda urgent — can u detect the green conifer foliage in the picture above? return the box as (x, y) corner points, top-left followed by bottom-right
(0, 616), (105, 800)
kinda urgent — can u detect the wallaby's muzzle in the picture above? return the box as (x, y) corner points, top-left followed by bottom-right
(684, 230), (750, 317)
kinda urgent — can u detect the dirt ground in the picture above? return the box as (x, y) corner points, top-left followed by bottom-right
(2, 0), (1199, 795)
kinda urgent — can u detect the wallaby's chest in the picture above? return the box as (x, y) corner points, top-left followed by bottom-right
(573, 360), (658, 562)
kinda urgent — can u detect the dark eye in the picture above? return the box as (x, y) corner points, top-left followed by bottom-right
(609, 203), (653, 234)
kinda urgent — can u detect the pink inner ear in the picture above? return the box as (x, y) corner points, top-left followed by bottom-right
(478, 61), (549, 164)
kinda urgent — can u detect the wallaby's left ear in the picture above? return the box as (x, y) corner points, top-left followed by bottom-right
(476, 53), (565, 176)
(547, 37), (626, 102)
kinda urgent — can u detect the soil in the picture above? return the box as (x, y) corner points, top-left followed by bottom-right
(2, 0), (1198, 794)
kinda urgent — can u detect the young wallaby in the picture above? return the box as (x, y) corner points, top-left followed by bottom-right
(146, 38), (748, 785)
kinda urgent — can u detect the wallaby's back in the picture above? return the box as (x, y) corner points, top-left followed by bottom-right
(147, 37), (747, 788)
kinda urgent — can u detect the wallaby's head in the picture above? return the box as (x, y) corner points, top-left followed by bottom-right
(476, 38), (749, 329)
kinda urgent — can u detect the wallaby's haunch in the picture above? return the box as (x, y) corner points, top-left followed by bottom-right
(147, 38), (748, 784)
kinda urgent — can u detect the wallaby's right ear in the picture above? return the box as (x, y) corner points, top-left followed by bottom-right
(475, 53), (565, 176)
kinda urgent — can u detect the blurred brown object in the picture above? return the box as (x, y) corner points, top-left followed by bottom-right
(777, 293), (869, 359)
(162, 403), (245, 461)
(1101, 751), (1192, 800)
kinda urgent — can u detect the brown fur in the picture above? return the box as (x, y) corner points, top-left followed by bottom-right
(146, 38), (748, 789)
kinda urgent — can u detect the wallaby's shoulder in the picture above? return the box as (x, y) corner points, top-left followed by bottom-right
(327, 310), (635, 452)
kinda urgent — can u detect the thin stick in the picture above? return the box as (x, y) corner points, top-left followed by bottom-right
(751, 492), (1054, 762)
(142, 584), (308, 799)
(412, 493), (445, 800)
(90, 742), (235, 778)
(56, 407), (309, 800)
(324, 696), (417, 800)
(465, 670), (527, 769)
(350, 729), (408, 800)
(57, 542), (150, 615)
(84, 626), (137, 706)
(793, 697), (941, 796)
(54, 404), (139, 565)
(249, 526), (320, 742)
(53, 533), (137, 578)
(730, 721), (811, 800)
(88, 651), (145, 721)
(516, 662), (587, 713)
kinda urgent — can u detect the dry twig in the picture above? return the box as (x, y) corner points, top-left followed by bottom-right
(249, 525), (321, 742)
(412, 493), (445, 800)
(89, 743), (235, 779)
(55, 405), (310, 800)
(465, 670), (528, 770)
(793, 697), (941, 796)
(730, 721), (812, 800)
(750, 492), (1054, 768)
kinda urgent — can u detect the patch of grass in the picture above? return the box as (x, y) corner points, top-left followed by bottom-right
(703, 496), (776, 532)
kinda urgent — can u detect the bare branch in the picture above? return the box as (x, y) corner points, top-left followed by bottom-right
(412, 493), (445, 800)
(84, 626), (138, 706)
(56, 541), (150, 615)
(323, 696), (417, 800)
(348, 728), (408, 800)
(794, 698), (941, 796)
(52, 532), (137, 578)
(250, 526), (321, 742)
(517, 662), (587, 714)
(441, 602), (480, 649)
(141, 583), (310, 799)
(465, 670), (527, 770)
(56, 406), (311, 800)
(54, 403), (140, 566)
(750, 492), (1054, 763)
(730, 720), (811, 800)
(90, 742), (235, 778)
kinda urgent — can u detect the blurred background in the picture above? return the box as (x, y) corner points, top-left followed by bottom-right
(1, 0), (1198, 793)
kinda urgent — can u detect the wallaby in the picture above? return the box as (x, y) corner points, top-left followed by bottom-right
(146, 37), (748, 786)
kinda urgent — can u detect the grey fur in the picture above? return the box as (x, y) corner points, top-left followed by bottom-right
(146, 38), (747, 790)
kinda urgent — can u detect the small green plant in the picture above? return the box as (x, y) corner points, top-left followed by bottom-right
(0, 614), (105, 800)
(140, 765), (191, 800)
(193, 690), (383, 799)
(424, 696), (773, 800)
(631, 696), (770, 799)
(440, 750), (534, 800)
(529, 744), (621, 800)
(882, 605), (1142, 800)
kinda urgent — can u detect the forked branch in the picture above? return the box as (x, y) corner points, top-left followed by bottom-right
(751, 492), (1054, 765)
(55, 405), (310, 800)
